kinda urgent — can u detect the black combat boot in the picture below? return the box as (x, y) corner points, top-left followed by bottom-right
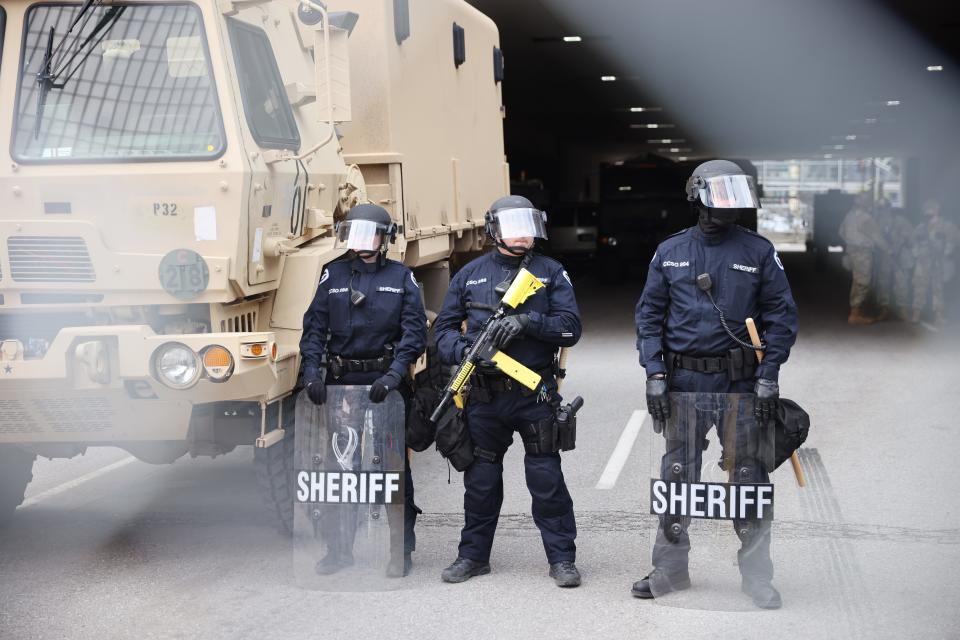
(631, 568), (691, 598)
(440, 557), (491, 583)
(549, 561), (582, 587)
(742, 577), (782, 609)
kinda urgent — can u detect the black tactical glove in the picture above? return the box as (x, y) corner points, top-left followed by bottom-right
(754, 378), (779, 424)
(305, 379), (326, 405)
(475, 352), (498, 374)
(488, 313), (530, 349)
(370, 370), (403, 403)
(646, 375), (670, 431)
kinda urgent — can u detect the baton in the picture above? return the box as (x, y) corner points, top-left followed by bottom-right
(745, 317), (806, 488)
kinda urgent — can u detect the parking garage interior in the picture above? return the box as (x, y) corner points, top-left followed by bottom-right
(467, 0), (960, 327)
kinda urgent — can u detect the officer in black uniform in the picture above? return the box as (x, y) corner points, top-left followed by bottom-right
(299, 203), (427, 577)
(633, 160), (799, 609)
(434, 195), (583, 588)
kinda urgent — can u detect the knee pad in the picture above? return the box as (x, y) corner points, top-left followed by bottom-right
(736, 464), (757, 483)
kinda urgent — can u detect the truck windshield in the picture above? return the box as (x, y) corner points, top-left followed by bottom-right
(12, 2), (224, 162)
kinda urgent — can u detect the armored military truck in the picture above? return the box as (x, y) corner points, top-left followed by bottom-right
(0, 0), (507, 531)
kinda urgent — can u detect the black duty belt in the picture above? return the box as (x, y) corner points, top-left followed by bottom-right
(666, 347), (756, 382)
(329, 354), (391, 375)
(673, 354), (728, 374)
(475, 368), (554, 393)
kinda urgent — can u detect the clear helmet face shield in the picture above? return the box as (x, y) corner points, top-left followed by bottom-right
(492, 207), (549, 241)
(335, 219), (385, 252)
(695, 175), (760, 209)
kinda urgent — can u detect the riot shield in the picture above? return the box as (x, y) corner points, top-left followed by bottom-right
(293, 385), (406, 591)
(644, 392), (776, 610)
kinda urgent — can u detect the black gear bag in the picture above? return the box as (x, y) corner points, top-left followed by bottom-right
(406, 387), (440, 452)
(434, 404), (474, 471)
(773, 398), (810, 471)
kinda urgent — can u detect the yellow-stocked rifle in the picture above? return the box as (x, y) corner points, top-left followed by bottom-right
(430, 268), (545, 423)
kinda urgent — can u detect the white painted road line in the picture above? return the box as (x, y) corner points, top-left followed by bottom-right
(595, 410), (648, 490)
(21, 456), (137, 508)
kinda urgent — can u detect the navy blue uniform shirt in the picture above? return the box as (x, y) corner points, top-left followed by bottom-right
(300, 256), (427, 379)
(434, 250), (581, 372)
(635, 225), (799, 382)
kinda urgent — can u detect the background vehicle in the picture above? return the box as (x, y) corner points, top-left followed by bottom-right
(545, 202), (598, 266)
(0, 0), (506, 531)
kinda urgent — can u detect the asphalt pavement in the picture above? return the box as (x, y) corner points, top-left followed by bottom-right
(1, 252), (959, 640)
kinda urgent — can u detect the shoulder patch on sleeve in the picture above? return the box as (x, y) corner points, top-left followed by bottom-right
(318, 269), (329, 285)
(774, 250), (784, 270)
(410, 271), (420, 288)
(562, 270), (572, 285)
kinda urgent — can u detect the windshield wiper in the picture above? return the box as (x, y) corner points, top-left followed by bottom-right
(34, 26), (60, 138)
(33, 1), (125, 138)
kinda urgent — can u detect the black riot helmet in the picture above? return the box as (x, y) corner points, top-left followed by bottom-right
(335, 203), (397, 257)
(685, 159), (760, 229)
(484, 195), (548, 255)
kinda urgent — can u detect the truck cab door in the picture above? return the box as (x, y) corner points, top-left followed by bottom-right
(225, 15), (303, 287)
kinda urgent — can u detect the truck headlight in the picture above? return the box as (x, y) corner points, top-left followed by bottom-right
(201, 345), (234, 383)
(153, 342), (201, 389)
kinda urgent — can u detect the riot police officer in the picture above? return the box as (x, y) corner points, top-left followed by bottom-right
(299, 203), (427, 577)
(433, 195), (583, 588)
(633, 160), (799, 609)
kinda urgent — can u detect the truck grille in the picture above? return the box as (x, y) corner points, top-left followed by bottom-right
(221, 310), (257, 332)
(0, 398), (114, 434)
(7, 236), (96, 283)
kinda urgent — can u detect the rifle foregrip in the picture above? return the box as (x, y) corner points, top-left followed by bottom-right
(450, 361), (476, 392)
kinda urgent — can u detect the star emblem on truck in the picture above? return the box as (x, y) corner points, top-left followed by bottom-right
(3, 365), (12, 374)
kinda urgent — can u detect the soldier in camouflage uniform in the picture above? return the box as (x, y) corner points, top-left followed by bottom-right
(874, 199), (916, 321)
(839, 193), (889, 325)
(911, 199), (960, 325)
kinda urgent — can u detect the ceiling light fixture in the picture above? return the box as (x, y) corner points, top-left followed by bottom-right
(647, 138), (685, 144)
(601, 75), (617, 81)
(631, 123), (675, 129)
(845, 134), (857, 141)
(563, 36), (582, 42)
(885, 100), (900, 106)
(927, 65), (943, 72)
(865, 117), (878, 124)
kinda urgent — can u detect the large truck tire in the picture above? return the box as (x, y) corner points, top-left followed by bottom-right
(0, 447), (36, 527)
(253, 396), (297, 535)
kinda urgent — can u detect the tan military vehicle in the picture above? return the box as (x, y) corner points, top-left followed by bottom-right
(0, 0), (507, 530)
